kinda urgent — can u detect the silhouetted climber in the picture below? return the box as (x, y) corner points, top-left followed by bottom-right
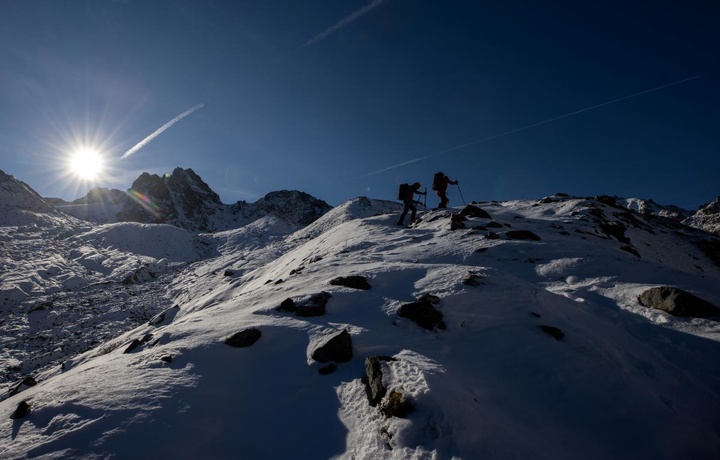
(397, 182), (426, 226)
(432, 172), (458, 208)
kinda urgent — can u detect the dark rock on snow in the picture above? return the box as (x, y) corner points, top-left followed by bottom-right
(330, 275), (371, 290)
(365, 356), (397, 406)
(638, 287), (720, 318)
(460, 205), (492, 219)
(539, 325), (564, 341)
(398, 298), (445, 330)
(277, 292), (332, 317)
(11, 401), (31, 420)
(381, 390), (414, 419)
(312, 330), (353, 363)
(225, 328), (262, 348)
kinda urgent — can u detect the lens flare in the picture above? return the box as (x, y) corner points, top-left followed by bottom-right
(69, 148), (105, 181)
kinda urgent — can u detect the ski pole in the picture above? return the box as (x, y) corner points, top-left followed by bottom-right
(423, 187), (427, 207)
(457, 183), (466, 205)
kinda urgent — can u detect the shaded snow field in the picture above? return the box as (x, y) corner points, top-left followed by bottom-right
(2, 196), (720, 459)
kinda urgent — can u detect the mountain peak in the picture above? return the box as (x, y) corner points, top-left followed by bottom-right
(50, 168), (331, 233)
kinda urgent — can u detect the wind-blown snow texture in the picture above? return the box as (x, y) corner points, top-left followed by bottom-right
(2, 169), (720, 459)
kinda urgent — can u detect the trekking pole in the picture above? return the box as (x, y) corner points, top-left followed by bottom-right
(457, 183), (466, 205)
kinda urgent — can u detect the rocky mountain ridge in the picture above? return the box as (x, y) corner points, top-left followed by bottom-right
(47, 167), (333, 232)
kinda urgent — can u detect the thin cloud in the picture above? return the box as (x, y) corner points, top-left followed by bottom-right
(305, 0), (388, 46)
(121, 104), (205, 159)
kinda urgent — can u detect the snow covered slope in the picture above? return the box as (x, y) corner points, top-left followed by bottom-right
(2, 193), (720, 459)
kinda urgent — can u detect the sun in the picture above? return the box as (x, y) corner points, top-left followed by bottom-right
(68, 148), (105, 181)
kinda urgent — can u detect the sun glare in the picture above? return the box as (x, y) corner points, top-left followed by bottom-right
(69, 148), (105, 181)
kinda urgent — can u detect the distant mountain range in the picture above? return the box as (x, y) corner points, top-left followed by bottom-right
(42, 167), (332, 232)
(3, 167), (719, 237)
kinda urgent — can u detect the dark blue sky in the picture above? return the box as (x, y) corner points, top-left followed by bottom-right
(1, 0), (717, 209)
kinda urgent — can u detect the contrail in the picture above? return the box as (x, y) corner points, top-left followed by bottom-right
(362, 75), (700, 177)
(121, 104), (205, 159)
(306, 0), (388, 46)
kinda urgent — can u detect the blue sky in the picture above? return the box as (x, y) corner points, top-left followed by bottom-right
(0, 0), (717, 209)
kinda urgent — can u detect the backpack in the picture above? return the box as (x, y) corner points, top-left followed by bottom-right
(432, 172), (445, 191)
(398, 183), (409, 200)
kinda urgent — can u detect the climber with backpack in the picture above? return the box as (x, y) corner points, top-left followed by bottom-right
(432, 172), (459, 208)
(397, 182), (426, 226)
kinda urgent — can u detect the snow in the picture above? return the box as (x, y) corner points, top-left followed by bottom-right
(2, 193), (720, 459)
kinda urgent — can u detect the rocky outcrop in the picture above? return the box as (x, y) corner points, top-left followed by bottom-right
(686, 197), (720, 236)
(225, 328), (262, 348)
(398, 296), (445, 330)
(277, 292), (332, 317)
(311, 330), (353, 363)
(330, 276), (371, 290)
(365, 356), (396, 406)
(638, 287), (720, 318)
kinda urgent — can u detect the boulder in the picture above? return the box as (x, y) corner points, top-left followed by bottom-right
(365, 356), (396, 406)
(380, 390), (414, 418)
(11, 401), (31, 420)
(276, 292), (332, 317)
(225, 328), (262, 348)
(330, 275), (371, 290)
(312, 330), (353, 363)
(460, 205), (492, 219)
(8, 376), (37, 397)
(398, 299), (445, 330)
(638, 287), (720, 318)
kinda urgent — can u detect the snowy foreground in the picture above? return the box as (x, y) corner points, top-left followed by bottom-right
(2, 195), (720, 459)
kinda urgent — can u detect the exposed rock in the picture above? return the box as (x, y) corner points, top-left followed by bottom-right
(148, 305), (180, 326)
(225, 328), (262, 348)
(450, 214), (467, 230)
(506, 230), (541, 241)
(539, 325), (564, 340)
(8, 376), (37, 397)
(462, 274), (484, 286)
(296, 292), (332, 317)
(380, 390), (414, 418)
(600, 222), (630, 244)
(330, 275), (371, 290)
(365, 356), (397, 406)
(11, 401), (31, 420)
(398, 298), (445, 330)
(276, 292), (332, 317)
(685, 196), (720, 235)
(638, 287), (720, 318)
(596, 195), (619, 207)
(277, 298), (297, 313)
(459, 205), (492, 219)
(124, 338), (143, 354)
(312, 330), (353, 363)
(58, 167), (333, 232)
